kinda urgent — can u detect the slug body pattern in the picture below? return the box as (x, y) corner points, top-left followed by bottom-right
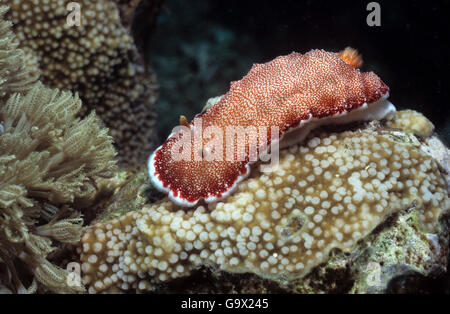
(149, 49), (395, 206)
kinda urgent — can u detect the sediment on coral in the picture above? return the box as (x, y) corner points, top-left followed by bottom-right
(80, 117), (449, 293)
(4, 0), (159, 165)
(0, 83), (117, 293)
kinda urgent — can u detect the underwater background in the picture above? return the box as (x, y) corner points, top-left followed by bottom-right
(148, 0), (450, 145)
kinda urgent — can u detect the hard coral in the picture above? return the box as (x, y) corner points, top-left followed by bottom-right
(0, 82), (117, 293)
(80, 126), (449, 293)
(386, 109), (435, 137)
(4, 0), (159, 165)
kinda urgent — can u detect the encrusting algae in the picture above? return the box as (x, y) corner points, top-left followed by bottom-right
(0, 83), (118, 293)
(80, 118), (449, 293)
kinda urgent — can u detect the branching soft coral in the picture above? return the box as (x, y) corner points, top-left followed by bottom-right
(1, 83), (117, 202)
(0, 83), (117, 293)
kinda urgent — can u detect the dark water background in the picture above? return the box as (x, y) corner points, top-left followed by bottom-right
(148, 0), (449, 145)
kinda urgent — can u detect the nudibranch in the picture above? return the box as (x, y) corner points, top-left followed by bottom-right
(149, 48), (396, 207)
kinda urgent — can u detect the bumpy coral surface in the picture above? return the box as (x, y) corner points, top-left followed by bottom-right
(0, 83), (117, 293)
(386, 109), (435, 137)
(81, 127), (449, 293)
(112, 0), (163, 53)
(0, 5), (37, 98)
(4, 0), (159, 165)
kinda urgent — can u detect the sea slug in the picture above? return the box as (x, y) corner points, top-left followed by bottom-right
(148, 48), (396, 206)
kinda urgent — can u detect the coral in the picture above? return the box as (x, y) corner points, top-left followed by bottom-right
(386, 110), (435, 137)
(0, 5), (38, 98)
(1, 83), (117, 202)
(149, 49), (392, 206)
(4, 0), (159, 165)
(80, 124), (449, 293)
(113, 0), (147, 30)
(96, 171), (151, 224)
(290, 203), (450, 294)
(0, 83), (117, 293)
